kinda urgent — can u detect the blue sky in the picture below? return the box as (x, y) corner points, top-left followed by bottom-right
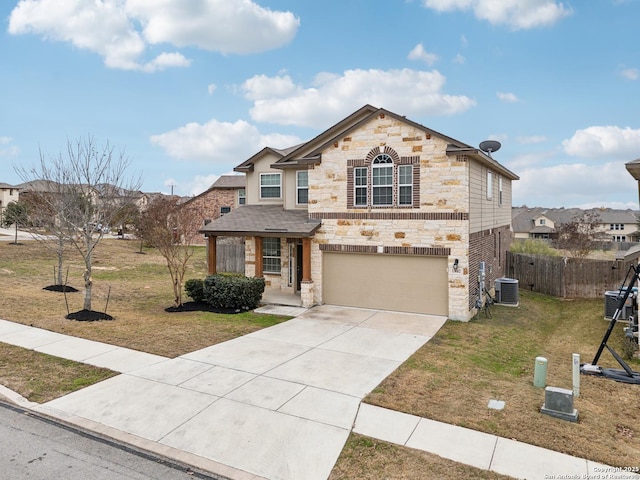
(2, 0), (640, 209)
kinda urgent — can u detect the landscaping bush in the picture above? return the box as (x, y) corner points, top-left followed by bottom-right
(203, 274), (265, 311)
(184, 278), (205, 303)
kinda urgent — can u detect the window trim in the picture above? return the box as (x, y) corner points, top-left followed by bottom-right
(398, 164), (413, 206)
(262, 237), (281, 274)
(296, 170), (309, 205)
(498, 176), (503, 206)
(238, 188), (246, 205)
(372, 155), (393, 206)
(354, 166), (368, 207)
(486, 171), (493, 200)
(260, 173), (281, 199)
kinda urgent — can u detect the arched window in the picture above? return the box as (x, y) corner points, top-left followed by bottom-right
(372, 154), (393, 206)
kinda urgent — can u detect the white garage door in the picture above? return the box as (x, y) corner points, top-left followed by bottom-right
(323, 253), (449, 315)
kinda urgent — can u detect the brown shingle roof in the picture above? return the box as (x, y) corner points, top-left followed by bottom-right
(210, 175), (245, 189)
(199, 205), (320, 238)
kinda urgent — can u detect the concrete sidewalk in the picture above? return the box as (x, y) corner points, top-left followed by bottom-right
(0, 309), (637, 480)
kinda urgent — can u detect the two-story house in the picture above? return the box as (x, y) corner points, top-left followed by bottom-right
(512, 207), (639, 243)
(0, 182), (20, 223)
(200, 105), (518, 321)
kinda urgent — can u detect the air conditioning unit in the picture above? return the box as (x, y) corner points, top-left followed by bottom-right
(495, 278), (519, 306)
(604, 290), (633, 321)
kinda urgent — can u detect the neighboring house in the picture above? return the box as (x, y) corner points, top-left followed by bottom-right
(512, 207), (639, 242)
(0, 182), (20, 223)
(200, 105), (519, 321)
(179, 175), (246, 245)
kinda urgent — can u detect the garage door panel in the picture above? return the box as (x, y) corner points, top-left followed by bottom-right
(323, 253), (448, 316)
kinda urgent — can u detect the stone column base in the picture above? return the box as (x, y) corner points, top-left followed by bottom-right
(301, 280), (315, 308)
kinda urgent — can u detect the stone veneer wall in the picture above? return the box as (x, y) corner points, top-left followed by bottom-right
(306, 114), (474, 320)
(468, 224), (512, 311)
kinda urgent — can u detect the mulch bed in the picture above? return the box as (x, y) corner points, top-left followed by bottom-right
(66, 310), (114, 321)
(43, 285), (79, 293)
(164, 301), (249, 315)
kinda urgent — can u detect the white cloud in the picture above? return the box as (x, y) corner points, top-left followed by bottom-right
(512, 161), (637, 208)
(0, 137), (20, 157)
(620, 67), (639, 80)
(150, 119), (301, 163)
(208, 84), (217, 95)
(562, 126), (640, 159)
(422, 0), (572, 30)
(142, 52), (191, 72)
(516, 135), (547, 144)
(453, 53), (465, 64)
(497, 91), (519, 103)
(8, 0), (299, 71)
(408, 43), (439, 66)
(242, 68), (476, 128)
(126, 0), (299, 54)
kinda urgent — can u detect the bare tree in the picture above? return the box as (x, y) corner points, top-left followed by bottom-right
(139, 196), (203, 307)
(19, 136), (141, 312)
(552, 212), (604, 263)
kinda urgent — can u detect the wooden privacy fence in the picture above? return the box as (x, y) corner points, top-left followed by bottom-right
(506, 252), (636, 298)
(215, 243), (245, 274)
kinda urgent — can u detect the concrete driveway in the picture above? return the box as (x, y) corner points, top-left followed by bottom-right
(37, 305), (446, 480)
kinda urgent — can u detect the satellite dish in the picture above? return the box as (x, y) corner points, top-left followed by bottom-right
(479, 140), (501, 157)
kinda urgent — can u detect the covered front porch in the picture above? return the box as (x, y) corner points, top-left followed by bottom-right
(199, 205), (321, 308)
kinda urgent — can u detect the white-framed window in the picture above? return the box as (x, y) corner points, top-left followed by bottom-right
(372, 154), (393, 206)
(486, 171), (493, 199)
(296, 171), (308, 205)
(398, 165), (413, 206)
(238, 188), (246, 205)
(539, 219), (545, 225)
(354, 166), (367, 206)
(610, 223), (623, 230)
(220, 206), (231, 216)
(263, 237), (281, 274)
(260, 173), (281, 199)
(614, 235), (627, 242)
(498, 176), (503, 206)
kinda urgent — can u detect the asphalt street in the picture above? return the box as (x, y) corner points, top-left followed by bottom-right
(0, 401), (224, 480)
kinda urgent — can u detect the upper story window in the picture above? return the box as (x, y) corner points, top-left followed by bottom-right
(372, 154), (393, 206)
(296, 171), (308, 205)
(260, 173), (281, 199)
(220, 206), (231, 216)
(347, 149), (419, 209)
(398, 165), (413, 206)
(354, 167), (367, 206)
(486, 171), (493, 200)
(238, 188), (246, 205)
(498, 177), (503, 206)
(539, 219), (546, 225)
(610, 223), (623, 230)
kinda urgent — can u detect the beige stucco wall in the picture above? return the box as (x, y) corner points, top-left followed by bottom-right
(469, 160), (512, 234)
(246, 153), (286, 206)
(306, 114), (473, 320)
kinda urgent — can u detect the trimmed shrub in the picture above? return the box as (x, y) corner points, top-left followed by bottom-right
(184, 278), (205, 303)
(203, 274), (266, 311)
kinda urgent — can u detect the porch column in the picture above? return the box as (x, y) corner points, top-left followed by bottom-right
(207, 235), (217, 275)
(255, 237), (263, 277)
(302, 237), (312, 281)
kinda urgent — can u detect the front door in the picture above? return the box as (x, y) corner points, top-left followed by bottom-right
(296, 243), (303, 292)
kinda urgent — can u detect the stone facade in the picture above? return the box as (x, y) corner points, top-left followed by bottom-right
(307, 115), (478, 320)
